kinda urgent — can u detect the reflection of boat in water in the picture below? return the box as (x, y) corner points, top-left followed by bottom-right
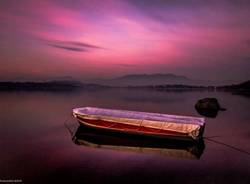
(72, 107), (205, 141)
(72, 125), (205, 159)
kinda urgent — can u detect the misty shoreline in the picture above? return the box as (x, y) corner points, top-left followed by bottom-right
(0, 81), (249, 95)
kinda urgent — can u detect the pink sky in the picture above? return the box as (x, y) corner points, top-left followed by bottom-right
(0, 0), (250, 82)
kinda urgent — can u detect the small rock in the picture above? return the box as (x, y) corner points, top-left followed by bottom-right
(195, 98), (226, 118)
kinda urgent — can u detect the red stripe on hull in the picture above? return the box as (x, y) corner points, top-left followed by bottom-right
(76, 116), (187, 137)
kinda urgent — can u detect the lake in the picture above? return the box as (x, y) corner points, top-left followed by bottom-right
(0, 89), (250, 184)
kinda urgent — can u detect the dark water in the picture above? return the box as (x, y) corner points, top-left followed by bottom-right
(0, 89), (250, 184)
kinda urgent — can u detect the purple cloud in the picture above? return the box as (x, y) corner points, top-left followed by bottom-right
(45, 40), (104, 52)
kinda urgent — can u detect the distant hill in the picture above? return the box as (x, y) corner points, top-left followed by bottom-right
(1, 78), (249, 93)
(91, 73), (196, 86)
(126, 84), (214, 92)
(217, 80), (250, 90)
(0, 81), (110, 91)
(117, 73), (188, 80)
(217, 80), (250, 97)
(217, 81), (250, 91)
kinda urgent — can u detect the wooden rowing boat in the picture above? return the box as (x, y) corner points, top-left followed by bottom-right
(72, 126), (205, 159)
(72, 107), (205, 141)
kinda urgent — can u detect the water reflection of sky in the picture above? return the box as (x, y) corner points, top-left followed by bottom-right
(0, 90), (250, 183)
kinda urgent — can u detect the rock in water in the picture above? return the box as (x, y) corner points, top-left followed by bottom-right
(195, 98), (225, 118)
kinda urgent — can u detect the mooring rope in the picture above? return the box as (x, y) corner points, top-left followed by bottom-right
(63, 116), (75, 137)
(204, 137), (250, 156)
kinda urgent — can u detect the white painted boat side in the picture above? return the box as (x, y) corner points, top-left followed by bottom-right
(73, 107), (205, 126)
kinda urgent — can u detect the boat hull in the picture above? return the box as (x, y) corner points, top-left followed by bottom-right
(72, 107), (205, 141)
(76, 117), (199, 141)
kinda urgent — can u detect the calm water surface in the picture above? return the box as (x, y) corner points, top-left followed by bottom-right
(0, 89), (250, 184)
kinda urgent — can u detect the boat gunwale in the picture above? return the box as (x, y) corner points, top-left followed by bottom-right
(73, 107), (205, 126)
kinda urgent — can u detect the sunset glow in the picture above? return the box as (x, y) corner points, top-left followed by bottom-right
(0, 0), (250, 81)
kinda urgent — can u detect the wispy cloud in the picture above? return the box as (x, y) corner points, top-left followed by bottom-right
(46, 40), (104, 52)
(68, 41), (103, 49)
(47, 43), (87, 52)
